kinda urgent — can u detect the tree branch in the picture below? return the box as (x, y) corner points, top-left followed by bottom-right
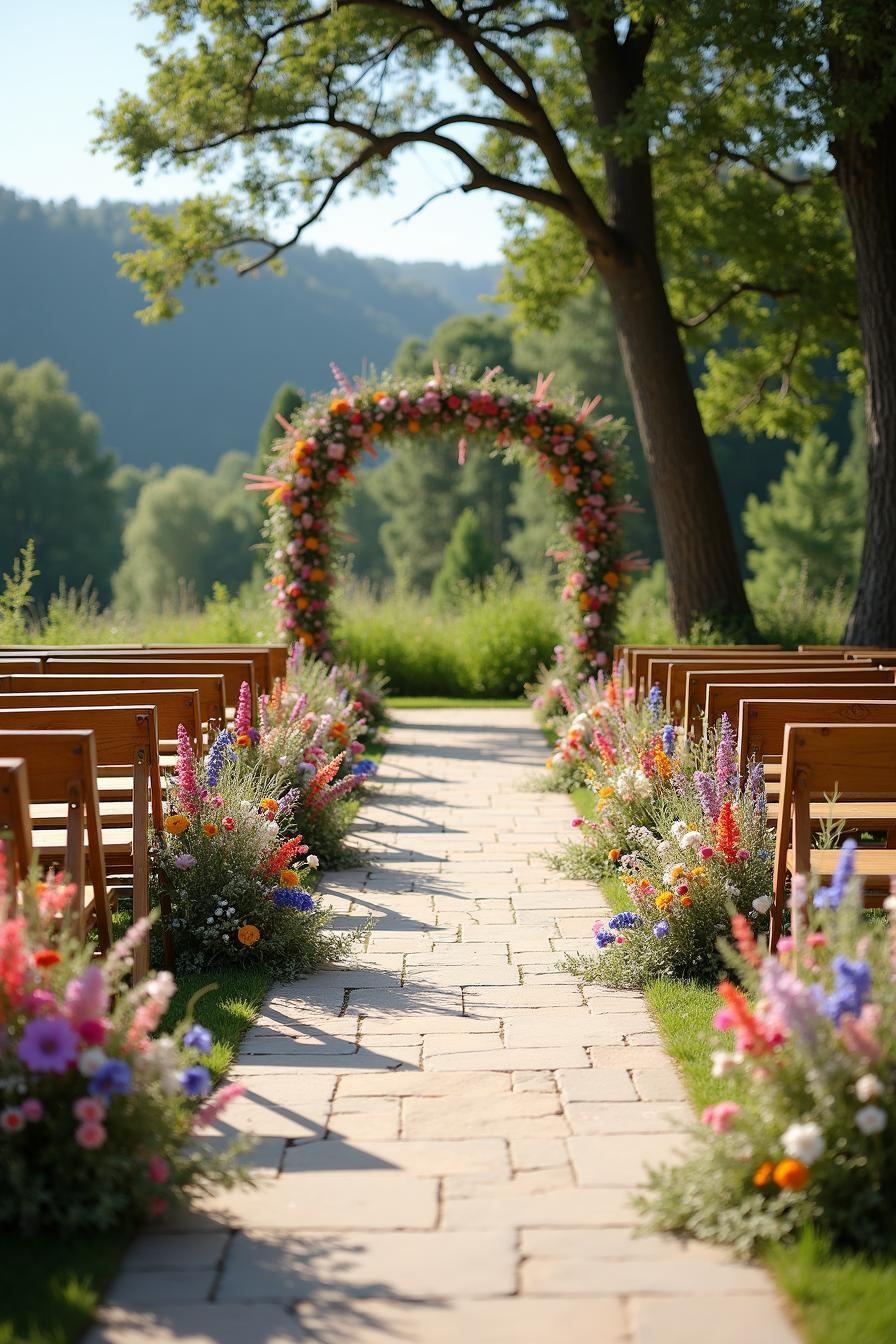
(716, 143), (820, 191)
(676, 281), (803, 329)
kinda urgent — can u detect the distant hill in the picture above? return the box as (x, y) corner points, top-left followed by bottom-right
(0, 189), (501, 469)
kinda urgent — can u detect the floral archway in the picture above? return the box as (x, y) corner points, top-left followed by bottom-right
(248, 366), (639, 673)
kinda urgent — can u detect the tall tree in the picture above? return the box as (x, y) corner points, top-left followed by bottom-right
(98, 0), (792, 636)
(0, 360), (122, 603)
(257, 383), (304, 473)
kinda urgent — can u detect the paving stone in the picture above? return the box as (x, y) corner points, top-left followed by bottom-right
(633, 1066), (689, 1101)
(104, 1271), (215, 1308)
(294, 1295), (629, 1343)
(511, 1070), (558, 1094)
(566, 1134), (685, 1186)
(564, 1101), (694, 1135)
(83, 1305), (305, 1343)
(630, 1293), (801, 1343)
(556, 1069), (639, 1103)
(282, 1137), (510, 1178)
(403, 1093), (567, 1140)
(510, 1138), (570, 1170)
(202, 1173), (438, 1229)
(120, 1233), (230, 1272)
(441, 1183), (635, 1228)
(427, 1046), (590, 1071)
(421, 1031), (505, 1056)
(522, 1256), (777, 1296)
(336, 1069), (511, 1097)
(217, 1228), (516, 1302)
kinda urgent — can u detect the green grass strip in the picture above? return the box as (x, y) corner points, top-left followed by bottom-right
(387, 696), (527, 709)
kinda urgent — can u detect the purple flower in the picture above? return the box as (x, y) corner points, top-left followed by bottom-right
(205, 729), (236, 789)
(661, 724), (675, 756)
(17, 1017), (79, 1074)
(814, 839), (857, 910)
(183, 1025), (213, 1054)
(824, 955), (872, 1025)
(174, 853), (197, 870)
(88, 1059), (132, 1097)
(653, 920), (669, 937)
(608, 911), (640, 930)
(749, 761), (766, 812)
(647, 684), (663, 722)
(180, 1065), (212, 1098)
(594, 928), (615, 949)
(694, 770), (721, 821)
(273, 888), (315, 912)
(759, 957), (821, 1044)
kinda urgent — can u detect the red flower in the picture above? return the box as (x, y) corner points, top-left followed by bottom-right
(34, 949), (61, 969)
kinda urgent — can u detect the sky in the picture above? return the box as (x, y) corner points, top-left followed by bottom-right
(0, 0), (506, 266)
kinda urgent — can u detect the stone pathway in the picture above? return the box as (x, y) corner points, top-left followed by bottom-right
(88, 709), (799, 1343)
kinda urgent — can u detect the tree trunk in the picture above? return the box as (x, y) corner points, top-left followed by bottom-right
(834, 85), (896, 644)
(569, 9), (756, 639)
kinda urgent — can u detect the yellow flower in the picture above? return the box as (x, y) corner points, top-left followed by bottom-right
(655, 891), (674, 909)
(238, 924), (261, 946)
(669, 865), (685, 881)
(278, 869), (300, 888)
(164, 814), (190, 835)
(689, 865), (706, 877)
(330, 398), (350, 414)
(203, 822), (219, 837)
(598, 785), (614, 799)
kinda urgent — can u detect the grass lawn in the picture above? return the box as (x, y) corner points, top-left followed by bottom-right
(387, 696), (527, 709)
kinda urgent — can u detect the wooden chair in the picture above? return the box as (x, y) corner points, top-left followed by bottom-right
(0, 730), (112, 956)
(0, 707), (160, 979)
(0, 756), (33, 884)
(665, 656), (869, 722)
(707, 680), (896, 739)
(683, 665), (893, 735)
(43, 657), (254, 715)
(770, 723), (896, 948)
(0, 672), (226, 742)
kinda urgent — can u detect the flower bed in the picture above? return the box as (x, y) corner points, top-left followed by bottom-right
(0, 846), (245, 1235)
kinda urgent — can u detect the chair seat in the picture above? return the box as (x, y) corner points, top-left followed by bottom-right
(769, 801), (896, 825)
(786, 847), (896, 880)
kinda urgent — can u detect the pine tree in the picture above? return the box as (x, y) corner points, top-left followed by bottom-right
(432, 508), (495, 607)
(743, 432), (864, 607)
(256, 383), (303, 472)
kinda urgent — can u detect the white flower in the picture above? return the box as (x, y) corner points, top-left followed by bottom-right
(681, 831), (703, 850)
(884, 894), (896, 914)
(144, 1037), (181, 1094)
(711, 1050), (742, 1078)
(77, 1047), (107, 1078)
(781, 1121), (825, 1164)
(207, 916), (214, 924)
(239, 800), (254, 811)
(723, 879), (739, 897)
(752, 894), (772, 914)
(227, 906), (236, 916)
(222, 934), (230, 942)
(265, 821), (279, 834)
(656, 840), (672, 858)
(669, 820), (687, 841)
(278, 755), (288, 765)
(306, 854), (320, 869)
(855, 1074), (884, 1103)
(856, 1105), (887, 1135)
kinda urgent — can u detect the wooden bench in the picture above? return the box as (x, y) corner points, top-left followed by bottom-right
(0, 729), (113, 957)
(706, 680), (896, 737)
(665, 656), (870, 722)
(0, 707), (160, 979)
(770, 723), (896, 948)
(0, 756), (32, 883)
(0, 686), (202, 756)
(622, 645), (781, 693)
(0, 672), (226, 742)
(0, 659), (43, 674)
(683, 665), (893, 734)
(43, 657), (254, 715)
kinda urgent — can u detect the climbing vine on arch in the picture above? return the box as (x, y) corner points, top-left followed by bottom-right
(250, 367), (640, 673)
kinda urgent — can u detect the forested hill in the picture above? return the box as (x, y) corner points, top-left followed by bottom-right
(0, 189), (500, 469)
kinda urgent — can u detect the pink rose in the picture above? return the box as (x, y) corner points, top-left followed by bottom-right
(701, 1101), (741, 1134)
(147, 1155), (170, 1184)
(75, 1120), (107, 1149)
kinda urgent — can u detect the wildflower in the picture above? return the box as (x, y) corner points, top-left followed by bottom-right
(205, 728), (236, 789)
(752, 1161), (775, 1187)
(18, 1017), (79, 1074)
(662, 723), (675, 756)
(194, 1081), (246, 1129)
(164, 814), (190, 835)
(694, 771), (721, 821)
(34, 948), (61, 969)
(855, 1105), (887, 1135)
(731, 913), (761, 968)
(273, 888), (315, 912)
(773, 1159), (810, 1191)
(814, 839), (857, 910)
(680, 895), (692, 907)
(21, 1098), (43, 1122)
(79, 1019), (106, 1046)
(223, 817), (235, 832)
(174, 853), (197, 869)
(715, 801), (741, 865)
(75, 1121), (107, 1150)
(238, 925), (261, 946)
(73, 1096), (106, 1124)
(752, 895), (772, 915)
(571, 816), (584, 829)
(77, 1047), (107, 1077)
(655, 891), (674, 909)
(681, 831), (702, 850)
(647, 683), (663, 722)
(203, 823), (219, 837)
(608, 848), (621, 862)
(701, 1101), (741, 1134)
(88, 1059), (132, 1098)
(234, 681), (253, 738)
(147, 1156), (170, 1184)
(653, 920), (669, 937)
(824, 956), (872, 1025)
(180, 1065), (212, 1098)
(855, 1074), (883, 1102)
(278, 869), (300, 888)
(306, 855), (320, 869)
(608, 911), (640, 930)
(781, 1121), (825, 1165)
(714, 713), (737, 796)
(175, 724), (201, 816)
(594, 928), (615, 949)
(711, 1050), (741, 1078)
(0, 1107), (25, 1132)
(183, 1025), (213, 1054)
(260, 798), (279, 817)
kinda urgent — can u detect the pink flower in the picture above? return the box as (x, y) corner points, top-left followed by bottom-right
(234, 682), (252, 739)
(75, 1121), (107, 1149)
(175, 724), (201, 816)
(21, 1098), (43, 1122)
(194, 1081), (246, 1129)
(73, 1096), (107, 1123)
(149, 1197), (168, 1217)
(65, 964), (108, 1026)
(1, 1106), (25, 1132)
(79, 1019), (106, 1046)
(701, 1101), (741, 1133)
(147, 1155), (170, 1184)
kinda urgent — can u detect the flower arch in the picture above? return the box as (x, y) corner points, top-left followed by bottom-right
(249, 366), (640, 673)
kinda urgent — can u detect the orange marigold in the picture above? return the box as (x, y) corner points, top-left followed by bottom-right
(164, 814), (190, 835)
(238, 925), (261, 946)
(773, 1159), (810, 1191)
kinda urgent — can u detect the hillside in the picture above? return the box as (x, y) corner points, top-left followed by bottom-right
(0, 189), (501, 469)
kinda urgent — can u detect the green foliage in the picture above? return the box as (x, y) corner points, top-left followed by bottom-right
(0, 541), (39, 643)
(257, 383), (303, 473)
(0, 361), (122, 604)
(114, 453), (262, 612)
(744, 432), (864, 605)
(334, 573), (559, 698)
(432, 509), (495, 606)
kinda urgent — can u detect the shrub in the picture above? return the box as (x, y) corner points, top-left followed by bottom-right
(0, 847), (246, 1235)
(641, 851), (896, 1255)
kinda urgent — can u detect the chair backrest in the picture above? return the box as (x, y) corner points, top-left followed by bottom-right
(0, 672), (226, 738)
(664, 656), (867, 718)
(626, 645), (781, 691)
(145, 645), (283, 691)
(0, 729), (111, 950)
(779, 722), (896, 802)
(708, 681), (896, 738)
(0, 659), (43, 673)
(739, 699), (896, 774)
(43, 657), (253, 711)
(0, 687), (202, 752)
(0, 756), (32, 881)
(684, 666), (894, 734)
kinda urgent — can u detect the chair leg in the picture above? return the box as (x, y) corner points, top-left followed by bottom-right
(131, 761), (150, 982)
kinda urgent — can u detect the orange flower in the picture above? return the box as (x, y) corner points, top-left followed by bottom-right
(260, 798), (279, 815)
(164, 814), (190, 835)
(238, 924), (261, 946)
(203, 822), (219, 837)
(773, 1159), (809, 1191)
(305, 536), (320, 550)
(278, 869), (300, 888)
(309, 567), (325, 582)
(372, 390), (385, 402)
(680, 895), (692, 907)
(370, 421), (383, 435)
(235, 733), (251, 748)
(603, 571), (619, 587)
(608, 848), (621, 862)
(655, 891), (674, 909)
(297, 597), (310, 610)
(407, 419), (420, 432)
(330, 398), (350, 414)
(34, 949), (61, 969)
(601, 473), (614, 486)
(752, 1161), (775, 1188)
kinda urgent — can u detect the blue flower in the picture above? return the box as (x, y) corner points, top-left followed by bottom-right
(88, 1059), (132, 1098)
(273, 887), (315, 912)
(608, 911), (640, 930)
(661, 723), (675, 756)
(647, 684), (663, 722)
(824, 955), (872, 1024)
(179, 1065), (212, 1098)
(351, 758), (378, 778)
(183, 1025), (213, 1054)
(205, 729), (236, 789)
(814, 839), (857, 910)
(594, 928), (616, 948)
(653, 919), (670, 938)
